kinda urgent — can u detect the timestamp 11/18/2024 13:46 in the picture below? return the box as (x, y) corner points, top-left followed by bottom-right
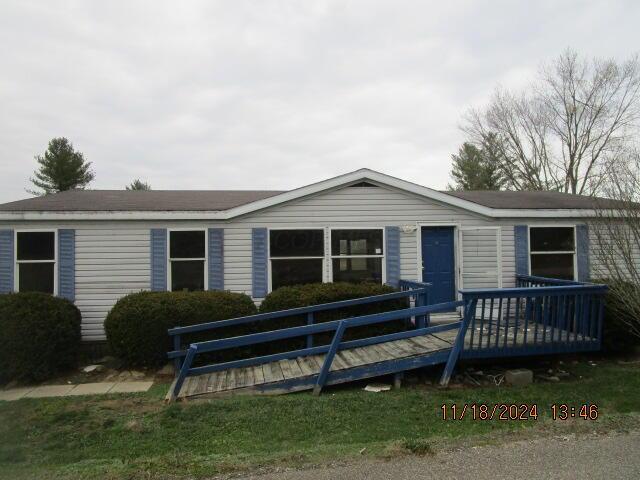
(441, 403), (599, 421)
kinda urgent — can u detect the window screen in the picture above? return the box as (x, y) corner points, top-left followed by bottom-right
(330, 229), (384, 284)
(270, 230), (324, 257)
(169, 230), (206, 292)
(16, 231), (55, 294)
(529, 227), (575, 280)
(269, 230), (324, 291)
(331, 229), (383, 256)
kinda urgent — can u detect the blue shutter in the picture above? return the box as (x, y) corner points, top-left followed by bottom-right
(385, 226), (400, 288)
(208, 228), (224, 291)
(150, 229), (167, 291)
(0, 229), (14, 294)
(576, 224), (590, 282)
(58, 229), (75, 301)
(252, 228), (268, 298)
(514, 225), (529, 276)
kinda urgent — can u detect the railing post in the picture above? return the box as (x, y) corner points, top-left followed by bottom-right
(597, 293), (605, 348)
(173, 334), (182, 373)
(440, 296), (476, 386)
(423, 288), (430, 327)
(169, 345), (197, 402)
(415, 291), (425, 329)
(314, 321), (347, 396)
(306, 312), (314, 349)
(581, 294), (590, 340)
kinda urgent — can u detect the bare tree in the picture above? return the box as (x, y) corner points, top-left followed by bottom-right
(591, 149), (640, 339)
(464, 49), (640, 195)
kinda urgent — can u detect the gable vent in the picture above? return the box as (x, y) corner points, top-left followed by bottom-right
(349, 181), (378, 188)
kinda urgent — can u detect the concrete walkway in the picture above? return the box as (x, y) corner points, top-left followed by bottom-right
(0, 381), (153, 401)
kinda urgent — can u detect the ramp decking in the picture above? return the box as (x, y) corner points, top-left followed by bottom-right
(167, 334), (452, 400)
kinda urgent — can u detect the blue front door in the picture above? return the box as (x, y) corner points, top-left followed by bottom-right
(421, 227), (456, 305)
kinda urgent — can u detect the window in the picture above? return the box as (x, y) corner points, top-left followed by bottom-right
(331, 229), (384, 284)
(269, 229), (324, 290)
(16, 231), (56, 294)
(169, 230), (206, 291)
(529, 227), (575, 280)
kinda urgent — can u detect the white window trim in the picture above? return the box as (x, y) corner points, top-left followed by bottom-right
(167, 228), (208, 292)
(329, 227), (386, 285)
(527, 225), (577, 280)
(14, 229), (58, 295)
(267, 227), (326, 293)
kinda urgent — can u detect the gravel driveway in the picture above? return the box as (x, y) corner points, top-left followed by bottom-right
(238, 430), (640, 480)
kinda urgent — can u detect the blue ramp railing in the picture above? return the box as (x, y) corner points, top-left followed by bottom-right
(168, 281), (431, 371)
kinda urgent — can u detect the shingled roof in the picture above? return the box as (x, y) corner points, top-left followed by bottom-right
(0, 189), (285, 212)
(0, 168), (622, 215)
(443, 190), (621, 210)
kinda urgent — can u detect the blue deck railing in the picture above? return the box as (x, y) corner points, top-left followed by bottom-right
(516, 274), (583, 288)
(458, 276), (608, 358)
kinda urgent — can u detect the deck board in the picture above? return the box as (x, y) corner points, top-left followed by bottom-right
(252, 365), (265, 385)
(211, 370), (226, 393)
(331, 354), (350, 371)
(279, 359), (303, 379)
(296, 357), (316, 376)
(338, 349), (367, 368)
(263, 362), (284, 383)
(168, 322), (593, 401)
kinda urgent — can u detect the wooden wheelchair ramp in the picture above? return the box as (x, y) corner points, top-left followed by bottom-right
(167, 333), (453, 400)
(165, 278), (607, 402)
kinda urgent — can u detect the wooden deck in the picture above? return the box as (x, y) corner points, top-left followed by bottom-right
(444, 322), (594, 349)
(168, 321), (594, 401)
(168, 334), (452, 400)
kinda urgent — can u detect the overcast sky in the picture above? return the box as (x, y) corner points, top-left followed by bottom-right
(1, 1), (638, 202)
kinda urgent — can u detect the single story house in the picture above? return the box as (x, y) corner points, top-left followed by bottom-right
(0, 168), (619, 344)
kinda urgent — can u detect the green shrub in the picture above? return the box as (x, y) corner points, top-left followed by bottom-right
(595, 279), (640, 354)
(0, 292), (81, 383)
(259, 282), (409, 351)
(104, 290), (258, 368)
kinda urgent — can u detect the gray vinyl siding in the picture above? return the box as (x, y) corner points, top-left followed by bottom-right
(75, 228), (151, 341)
(0, 184), (599, 341)
(460, 228), (502, 289)
(589, 223), (640, 281)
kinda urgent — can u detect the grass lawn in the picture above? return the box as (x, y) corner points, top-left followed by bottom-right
(1, 359), (639, 479)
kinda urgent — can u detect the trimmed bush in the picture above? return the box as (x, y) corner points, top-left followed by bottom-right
(105, 290), (258, 368)
(259, 282), (410, 350)
(0, 292), (81, 384)
(595, 279), (640, 354)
